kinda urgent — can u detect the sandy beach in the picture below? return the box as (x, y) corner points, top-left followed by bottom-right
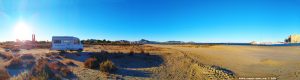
(150, 44), (300, 79)
(0, 44), (299, 80)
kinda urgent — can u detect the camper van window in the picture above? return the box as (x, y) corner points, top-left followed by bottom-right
(54, 40), (61, 44)
(74, 39), (80, 44)
(63, 40), (71, 43)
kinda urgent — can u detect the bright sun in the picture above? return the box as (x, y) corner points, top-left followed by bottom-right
(13, 21), (32, 40)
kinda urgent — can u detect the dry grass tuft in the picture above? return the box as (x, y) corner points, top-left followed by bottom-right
(99, 60), (117, 73)
(48, 61), (72, 77)
(45, 52), (56, 57)
(5, 57), (22, 69)
(129, 50), (134, 56)
(0, 68), (10, 79)
(0, 52), (13, 60)
(31, 58), (53, 79)
(84, 58), (98, 69)
(60, 66), (71, 76)
(66, 61), (76, 66)
(20, 54), (35, 60)
(30, 58), (73, 79)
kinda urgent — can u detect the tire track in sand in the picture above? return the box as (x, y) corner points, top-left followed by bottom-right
(175, 49), (236, 80)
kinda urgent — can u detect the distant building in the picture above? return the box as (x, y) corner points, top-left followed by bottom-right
(14, 34), (37, 49)
(285, 34), (300, 43)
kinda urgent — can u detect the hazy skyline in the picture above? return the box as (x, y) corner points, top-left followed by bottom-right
(0, 0), (299, 42)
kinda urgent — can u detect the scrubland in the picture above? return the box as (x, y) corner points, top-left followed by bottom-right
(0, 44), (299, 80)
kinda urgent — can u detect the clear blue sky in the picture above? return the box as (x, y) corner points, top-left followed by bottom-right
(0, 0), (299, 42)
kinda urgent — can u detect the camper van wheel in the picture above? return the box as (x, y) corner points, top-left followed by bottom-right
(77, 49), (83, 52)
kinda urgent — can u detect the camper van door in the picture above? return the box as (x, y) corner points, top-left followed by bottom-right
(72, 38), (80, 50)
(64, 39), (72, 50)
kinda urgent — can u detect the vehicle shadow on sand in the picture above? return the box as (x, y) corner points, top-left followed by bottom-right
(60, 50), (164, 77)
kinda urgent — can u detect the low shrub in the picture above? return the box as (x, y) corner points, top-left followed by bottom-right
(10, 58), (74, 80)
(0, 52), (13, 60)
(11, 64), (51, 80)
(66, 61), (76, 66)
(48, 61), (71, 77)
(10, 71), (30, 80)
(129, 51), (134, 56)
(90, 52), (108, 62)
(11, 48), (20, 52)
(84, 58), (98, 69)
(30, 70), (49, 80)
(48, 62), (60, 71)
(145, 52), (150, 56)
(34, 59), (72, 79)
(31, 58), (54, 79)
(60, 67), (71, 76)
(45, 52), (56, 57)
(6, 57), (22, 69)
(20, 54), (35, 60)
(0, 68), (10, 79)
(99, 60), (117, 73)
(141, 50), (145, 54)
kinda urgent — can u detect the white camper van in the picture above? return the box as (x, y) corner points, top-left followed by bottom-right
(51, 36), (83, 52)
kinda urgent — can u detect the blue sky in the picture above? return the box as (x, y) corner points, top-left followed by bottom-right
(0, 0), (299, 42)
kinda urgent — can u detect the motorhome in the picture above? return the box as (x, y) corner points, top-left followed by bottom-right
(51, 36), (83, 52)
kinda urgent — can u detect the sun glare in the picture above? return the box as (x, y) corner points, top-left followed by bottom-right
(13, 21), (32, 40)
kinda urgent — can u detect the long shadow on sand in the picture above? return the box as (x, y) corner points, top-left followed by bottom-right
(115, 68), (151, 77)
(6, 54), (36, 76)
(60, 51), (164, 77)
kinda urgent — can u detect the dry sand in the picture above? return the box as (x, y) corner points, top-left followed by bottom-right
(0, 44), (299, 80)
(150, 44), (300, 80)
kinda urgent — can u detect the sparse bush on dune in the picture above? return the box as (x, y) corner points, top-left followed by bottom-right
(0, 52), (13, 60)
(6, 54), (36, 69)
(91, 51), (109, 62)
(140, 49), (151, 56)
(0, 68), (10, 80)
(16, 58), (74, 80)
(10, 71), (30, 80)
(141, 49), (145, 54)
(11, 47), (21, 52)
(32, 58), (74, 79)
(5, 57), (22, 69)
(35, 42), (51, 49)
(85, 52), (119, 73)
(31, 58), (53, 79)
(20, 54), (35, 60)
(129, 50), (134, 56)
(99, 60), (117, 73)
(144, 52), (150, 56)
(84, 58), (98, 69)
(66, 61), (76, 66)
(45, 52), (56, 57)
(60, 66), (71, 76)
(48, 62), (61, 71)
(48, 61), (72, 77)
(30, 70), (50, 80)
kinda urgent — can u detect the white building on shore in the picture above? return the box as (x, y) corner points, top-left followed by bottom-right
(285, 34), (300, 43)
